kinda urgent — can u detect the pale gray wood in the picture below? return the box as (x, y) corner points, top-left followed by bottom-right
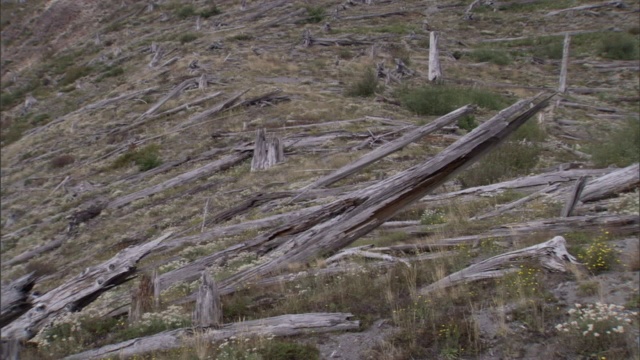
(420, 236), (579, 294)
(1, 232), (173, 341)
(107, 152), (251, 209)
(192, 272), (222, 328)
(428, 31), (442, 82)
(63, 313), (358, 360)
(580, 163), (639, 202)
(301, 105), (474, 191)
(561, 176), (587, 217)
(470, 183), (561, 221)
(179, 90), (249, 128)
(251, 129), (284, 171)
(0, 273), (35, 328)
(559, 33), (571, 93)
(545, 1), (626, 16)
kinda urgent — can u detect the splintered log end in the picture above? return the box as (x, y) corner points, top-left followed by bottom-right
(192, 272), (222, 328)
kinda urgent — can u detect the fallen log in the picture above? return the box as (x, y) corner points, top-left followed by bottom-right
(106, 152), (251, 209)
(205, 93), (555, 297)
(300, 105), (475, 191)
(0, 273), (35, 328)
(579, 163), (639, 202)
(178, 89), (249, 129)
(1, 232), (173, 341)
(419, 236), (578, 294)
(63, 312), (358, 360)
(4, 235), (67, 267)
(560, 176), (587, 217)
(339, 10), (409, 20)
(469, 183), (561, 221)
(545, 1), (626, 16)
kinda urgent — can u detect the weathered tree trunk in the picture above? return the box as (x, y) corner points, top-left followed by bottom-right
(128, 272), (156, 324)
(0, 339), (19, 360)
(0, 273), (35, 328)
(579, 163), (639, 202)
(545, 1), (626, 16)
(1, 232), (173, 341)
(149, 46), (165, 67)
(63, 313), (358, 360)
(428, 31), (442, 82)
(211, 93), (553, 295)
(301, 105), (475, 191)
(560, 176), (587, 217)
(179, 90), (249, 128)
(192, 272), (222, 328)
(559, 33), (571, 93)
(251, 129), (284, 171)
(420, 236), (579, 294)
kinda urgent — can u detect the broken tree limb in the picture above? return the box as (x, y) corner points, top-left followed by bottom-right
(420, 236), (579, 294)
(579, 163), (639, 202)
(300, 105), (475, 191)
(178, 89), (249, 128)
(63, 312), (358, 360)
(0, 273), (35, 328)
(428, 31), (442, 82)
(545, 1), (626, 16)
(107, 152), (252, 209)
(325, 246), (410, 266)
(339, 10), (409, 21)
(470, 183), (561, 221)
(1, 232), (173, 341)
(209, 93), (554, 296)
(5, 235), (67, 266)
(560, 176), (587, 217)
(141, 78), (200, 118)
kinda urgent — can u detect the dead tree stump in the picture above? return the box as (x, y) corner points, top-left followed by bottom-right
(559, 33), (571, 93)
(192, 272), (222, 328)
(251, 129), (284, 171)
(128, 272), (156, 324)
(428, 31), (442, 82)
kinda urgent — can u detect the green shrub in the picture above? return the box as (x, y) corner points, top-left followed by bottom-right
(457, 115), (478, 132)
(60, 66), (93, 86)
(179, 33), (198, 44)
(589, 118), (640, 167)
(112, 144), (162, 171)
(576, 232), (619, 274)
(599, 33), (639, 60)
(176, 5), (196, 19)
(397, 85), (509, 116)
(458, 140), (541, 187)
(305, 6), (326, 23)
(97, 67), (124, 82)
(469, 49), (512, 65)
(199, 6), (222, 18)
(511, 119), (547, 142)
(533, 40), (564, 59)
(345, 68), (380, 97)
(258, 341), (320, 360)
(230, 34), (253, 41)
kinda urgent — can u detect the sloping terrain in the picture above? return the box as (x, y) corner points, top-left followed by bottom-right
(1, 0), (639, 359)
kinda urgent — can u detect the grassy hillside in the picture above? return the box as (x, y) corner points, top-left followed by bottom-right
(1, 0), (639, 359)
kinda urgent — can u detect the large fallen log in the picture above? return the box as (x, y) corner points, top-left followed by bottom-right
(0, 273), (35, 328)
(419, 236), (579, 294)
(1, 232), (173, 341)
(300, 105), (475, 191)
(194, 93), (555, 297)
(63, 312), (358, 360)
(579, 163), (639, 202)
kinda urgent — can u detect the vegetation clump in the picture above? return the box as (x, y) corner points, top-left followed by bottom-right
(599, 32), (639, 60)
(305, 6), (326, 23)
(397, 85), (509, 116)
(576, 232), (620, 274)
(468, 49), (512, 65)
(179, 33), (198, 44)
(112, 144), (162, 171)
(49, 154), (75, 169)
(345, 68), (380, 97)
(589, 118), (640, 167)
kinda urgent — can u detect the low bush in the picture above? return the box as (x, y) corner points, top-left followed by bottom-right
(49, 154), (75, 169)
(97, 66), (124, 82)
(179, 33), (198, 44)
(305, 6), (326, 23)
(345, 68), (380, 97)
(199, 6), (222, 18)
(468, 49), (512, 65)
(599, 32), (639, 60)
(397, 85), (509, 116)
(576, 232), (620, 275)
(175, 5), (196, 19)
(589, 118), (640, 167)
(60, 66), (93, 86)
(112, 144), (162, 171)
(259, 341), (320, 360)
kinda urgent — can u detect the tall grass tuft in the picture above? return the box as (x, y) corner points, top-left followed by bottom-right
(345, 68), (380, 97)
(397, 85), (509, 116)
(589, 118), (640, 167)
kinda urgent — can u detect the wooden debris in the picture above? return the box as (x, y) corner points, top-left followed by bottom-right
(1, 232), (173, 341)
(300, 105), (475, 191)
(192, 272), (222, 328)
(5, 235), (67, 267)
(428, 31), (442, 82)
(340, 10), (409, 21)
(0, 273), (35, 328)
(470, 183), (561, 221)
(325, 245), (410, 266)
(301, 29), (370, 47)
(559, 33), (571, 93)
(420, 236), (579, 294)
(251, 129), (284, 171)
(579, 163), (639, 202)
(179, 90), (249, 128)
(62, 313), (358, 360)
(128, 272), (156, 324)
(545, 1), (626, 16)
(148, 46), (165, 67)
(560, 176), (588, 217)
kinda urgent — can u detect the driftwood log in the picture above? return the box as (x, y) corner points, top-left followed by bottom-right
(63, 313), (358, 360)
(1, 232), (173, 341)
(420, 236), (579, 294)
